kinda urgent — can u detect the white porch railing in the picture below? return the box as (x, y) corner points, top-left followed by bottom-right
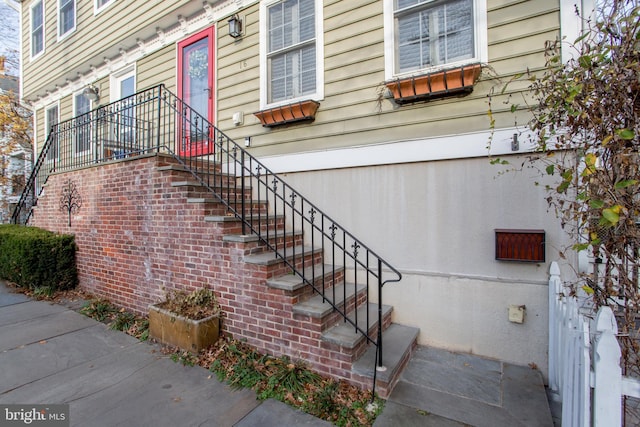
(548, 261), (640, 426)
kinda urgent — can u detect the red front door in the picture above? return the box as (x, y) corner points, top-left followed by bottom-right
(177, 26), (215, 156)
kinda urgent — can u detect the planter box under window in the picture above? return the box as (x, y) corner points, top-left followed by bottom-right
(254, 100), (320, 127)
(385, 63), (482, 104)
(495, 229), (545, 263)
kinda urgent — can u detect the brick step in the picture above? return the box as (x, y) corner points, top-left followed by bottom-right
(267, 264), (345, 295)
(243, 245), (322, 266)
(204, 213), (285, 228)
(157, 163), (224, 176)
(171, 181), (251, 199)
(188, 198), (269, 216)
(294, 282), (367, 330)
(322, 303), (393, 350)
(351, 323), (419, 398)
(223, 228), (304, 250)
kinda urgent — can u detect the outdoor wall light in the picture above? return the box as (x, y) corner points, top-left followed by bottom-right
(228, 15), (242, 38)
(82, 85), (99, 103)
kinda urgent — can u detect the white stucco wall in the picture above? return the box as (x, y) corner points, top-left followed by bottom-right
(273, 149), (572, 381)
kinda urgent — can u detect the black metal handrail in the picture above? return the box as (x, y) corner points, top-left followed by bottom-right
(12, 84), (402, 390)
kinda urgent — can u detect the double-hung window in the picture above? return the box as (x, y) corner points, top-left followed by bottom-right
(30, 0), (45, 59)
(261, 0), (323, 107)
(58, 0), (76, 39)
(45, 104), (59, 163)
(73, 93), (91, 156)
(385, 0), (486, 78)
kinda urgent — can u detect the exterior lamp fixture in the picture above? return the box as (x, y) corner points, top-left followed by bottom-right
(82, 85), (99, 103)
(228, 14), (242, 38)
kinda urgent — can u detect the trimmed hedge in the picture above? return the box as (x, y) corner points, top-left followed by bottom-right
(0, 224), (78, 291)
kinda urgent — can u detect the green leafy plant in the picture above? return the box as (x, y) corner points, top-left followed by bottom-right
(110, 310), (137, 332)
(203, 338), (383, 426)
(80, 299), (116, 322)
(487, 0), (640, 375)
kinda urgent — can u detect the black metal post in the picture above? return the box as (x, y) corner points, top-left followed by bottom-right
(377, 258), (383, 368)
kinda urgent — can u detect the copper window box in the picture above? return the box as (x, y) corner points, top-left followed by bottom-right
(254, 99), (320, 127)
(385, 63), (482, 104)
(495, 229), (545, 263)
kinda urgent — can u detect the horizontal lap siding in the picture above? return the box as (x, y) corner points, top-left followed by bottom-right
(137, 45), (176, 93)
(217, 0), (560, 156)
(22, 0), (191, 99)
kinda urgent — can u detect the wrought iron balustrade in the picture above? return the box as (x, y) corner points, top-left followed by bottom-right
(11, 84), (402, 391)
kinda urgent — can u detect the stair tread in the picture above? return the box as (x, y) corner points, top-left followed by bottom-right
(204, 214), (285, 223)
(187, 197), (266, 204)
(267, 264), (344, 292)
(223, 228), (303, 243)
(322, 304), (393, 349)
(293, 282), (366, 318)
(244, 245), (321, 266)
(352, 323), (419, 383)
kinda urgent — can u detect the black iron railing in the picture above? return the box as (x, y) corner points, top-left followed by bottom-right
(12, 84), (402, 388)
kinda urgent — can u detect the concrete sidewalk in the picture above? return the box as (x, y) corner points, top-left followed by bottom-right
(0, 281), (553, 426)
(0, 281), (331, 427)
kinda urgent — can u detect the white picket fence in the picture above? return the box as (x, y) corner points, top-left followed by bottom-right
(548, 261), (640, 426)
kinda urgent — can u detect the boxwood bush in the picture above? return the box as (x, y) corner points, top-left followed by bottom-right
(0, 224), (78, 291)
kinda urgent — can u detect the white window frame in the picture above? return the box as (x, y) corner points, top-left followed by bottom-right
(45, 102), (60, 163)
(110, 65), (136, 102)
(58, 0), (76, 41)
(73, 91), (92, 156)
(383, 0), (488, 80)
(259, 0), (324, 110)
(29, 0), (45, 61)
(94, 0), (115, 15)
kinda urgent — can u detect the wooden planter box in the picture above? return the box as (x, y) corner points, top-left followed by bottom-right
(149, 304), (220, 352)
(254, 99), (320, 127)
(385, 63), (482, 104)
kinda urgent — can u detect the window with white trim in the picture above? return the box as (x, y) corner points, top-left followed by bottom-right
(261, 0), (323, 107)
(73, 92), (91, 155)
(58, 0), (76, 39)
(385, 0), (487, 78)
(94, 0), (115, 14)
(45, 104), (59, 162)
(30, 0), (45, 59)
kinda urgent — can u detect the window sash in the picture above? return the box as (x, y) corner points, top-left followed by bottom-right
(46, 106), (59, 161)
(59, 0), (75, 37)
(74, 94), (91, 154)
(31, 1), (44, 57)
(267, 0), (316, 103)
(394, 0), (474, 73)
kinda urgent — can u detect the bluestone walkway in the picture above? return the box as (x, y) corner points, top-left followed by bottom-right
(374, 346), (554, 427)
(0, 280), (553, 426)
(0, 281), (330, 427)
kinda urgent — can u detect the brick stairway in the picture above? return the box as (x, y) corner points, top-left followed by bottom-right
(158, 157), (419, 397)
(29, 153), (417, 398)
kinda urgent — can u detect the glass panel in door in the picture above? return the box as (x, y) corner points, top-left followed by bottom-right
(178, 26), (215, 156)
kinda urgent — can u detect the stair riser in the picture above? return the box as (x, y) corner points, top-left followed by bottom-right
(286, 270), (346, 301)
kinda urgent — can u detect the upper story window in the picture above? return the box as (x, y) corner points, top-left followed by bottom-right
(30, 0), (45, 59)
(384, 0), (487, 79)
(94, 0), (115, 15)
(260, 0), (324, 108)
(58, 0), (76, 39)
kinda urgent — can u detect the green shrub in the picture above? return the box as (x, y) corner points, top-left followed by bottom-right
(0, 224), (78, 291)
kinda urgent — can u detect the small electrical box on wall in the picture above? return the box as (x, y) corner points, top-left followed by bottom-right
(495, 229), (545, 263)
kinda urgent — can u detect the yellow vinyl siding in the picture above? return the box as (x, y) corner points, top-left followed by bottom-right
(22, 0), (193, 99)
(137, 44), (176, 93)
(216, 0), (559, 156)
